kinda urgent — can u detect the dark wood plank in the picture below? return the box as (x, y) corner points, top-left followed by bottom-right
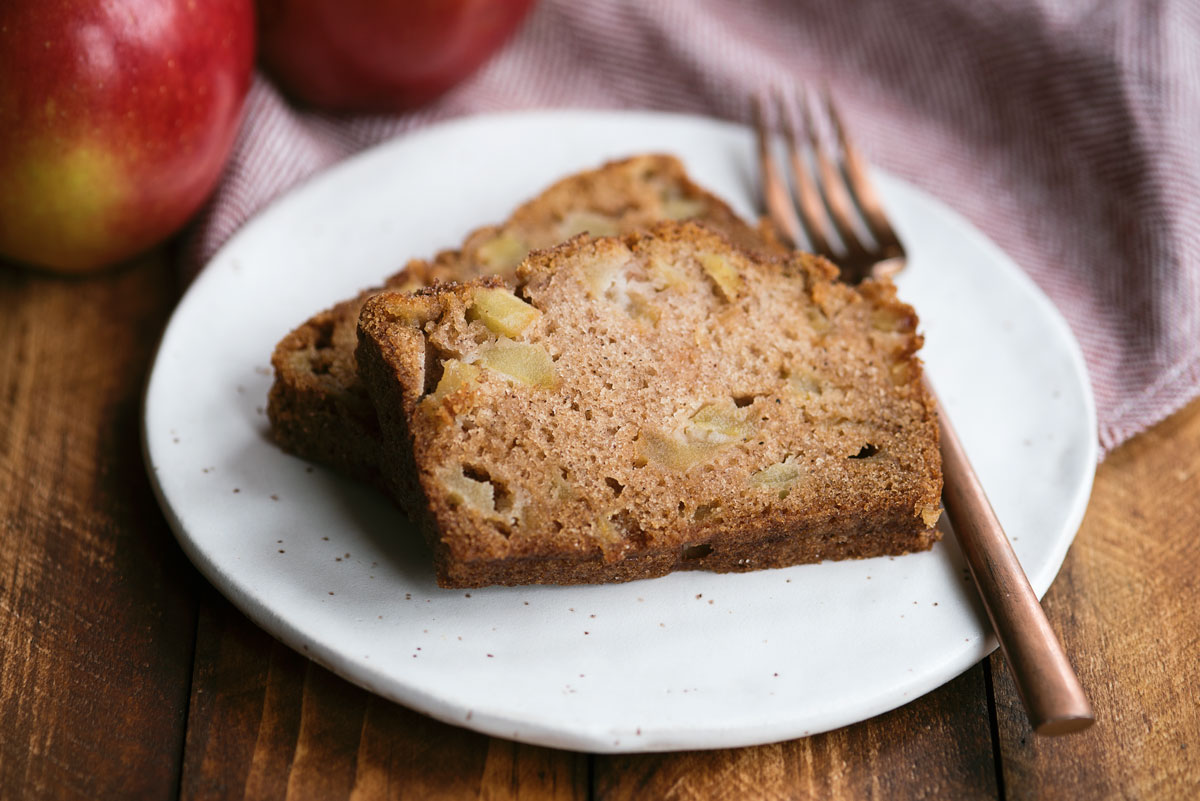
(595, 665), (998, 800)
(0, 256), (197, 800)
(992, 397), (1200, 798)
(179, 593), (589, 801)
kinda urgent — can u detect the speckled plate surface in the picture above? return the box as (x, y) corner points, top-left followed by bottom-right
(143, 110), (1096, 753)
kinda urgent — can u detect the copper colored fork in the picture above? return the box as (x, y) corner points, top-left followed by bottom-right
(752, 89), (1094, 735)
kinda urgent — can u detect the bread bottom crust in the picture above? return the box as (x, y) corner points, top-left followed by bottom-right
(431, 517), (941, 588)
(267, 373), (381, 486)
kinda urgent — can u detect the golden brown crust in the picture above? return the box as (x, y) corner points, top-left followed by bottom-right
(268, 155), (778, 484)
(357, 222), (942, 588)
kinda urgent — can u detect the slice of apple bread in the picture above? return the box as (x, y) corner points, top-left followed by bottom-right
(356, 221), (943, 588)
(267, 155), (775, 485)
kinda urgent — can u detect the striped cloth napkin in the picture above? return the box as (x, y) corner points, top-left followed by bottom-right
(188, 0), (1200, 458)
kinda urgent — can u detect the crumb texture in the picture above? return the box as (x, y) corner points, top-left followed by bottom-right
(268, 155), (772, 483)
(357, 222), (942, 587)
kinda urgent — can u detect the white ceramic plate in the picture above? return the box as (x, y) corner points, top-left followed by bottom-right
(143, 110), (1096, 753)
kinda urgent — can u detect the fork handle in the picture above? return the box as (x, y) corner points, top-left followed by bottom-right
(931, 385), (1095, 735)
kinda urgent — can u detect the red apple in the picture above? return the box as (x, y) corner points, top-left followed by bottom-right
(258, 0), (537, 113)
(0, 0), (255, 273)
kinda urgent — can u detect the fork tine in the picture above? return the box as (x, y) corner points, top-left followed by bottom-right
(755, 85), (907, 285)
(778, 89), (835, 259)
(797, 89), (872, 266)
(751, 93), (803, 250)
(824, 90), (905, 272)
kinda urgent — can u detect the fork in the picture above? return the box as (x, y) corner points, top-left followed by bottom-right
(752, 89), (1094, 735)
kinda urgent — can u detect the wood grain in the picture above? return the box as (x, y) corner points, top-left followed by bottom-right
(5, 241), (1199, 801)
(991, 398), (1200, 798)
(0, 257), (196, 800)
(180, 592), (589, 801)
(595, 665), (998, 801)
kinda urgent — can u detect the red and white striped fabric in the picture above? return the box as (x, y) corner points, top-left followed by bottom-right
(188, 0), (1200, 458)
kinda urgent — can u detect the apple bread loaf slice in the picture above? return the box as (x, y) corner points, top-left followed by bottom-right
(356, 221), (943, 588)
(268, 155), (774, 485)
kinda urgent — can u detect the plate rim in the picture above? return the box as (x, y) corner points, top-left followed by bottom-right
(142, 108), (1097, 752)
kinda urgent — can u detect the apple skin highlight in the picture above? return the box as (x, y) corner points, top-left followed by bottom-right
(258, 0), (537, 113)
(0, 0), (255, 273)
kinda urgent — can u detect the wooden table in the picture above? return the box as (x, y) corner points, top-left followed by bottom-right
(2, 251), (1197, 800)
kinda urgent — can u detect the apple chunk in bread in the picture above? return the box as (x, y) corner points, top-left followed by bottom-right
(356, 222), (942, 588)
